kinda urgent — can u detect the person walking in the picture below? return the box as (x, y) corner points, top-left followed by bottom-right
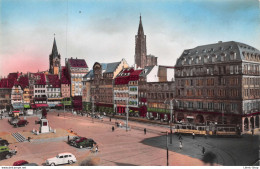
(112, 126), (115, 132)
(179, 141), (183, 150)
(179, 133), (182, 140)
(67, 135), (70, 142)
(110, 117), (111, 122)
(144, 128), (146, 135)
(192, 132), (195, 139)
(204, 132), (207, 139)
(95, 145), (99, 153)
(202, 146), (205, 155)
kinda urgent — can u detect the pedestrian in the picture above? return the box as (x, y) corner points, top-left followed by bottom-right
(179, 141), (183, 150)
(110, 117), (111, 122)
(204, 133), (207, 139)
(95, 145), (98, 153)
(28, 137), (31, 142)
(179, 133), (182, 140)
(58, 113), (60, 116)
(67, 135), (70, 142)
(192, 132), (195, 139)
(252, 129), (254, 136)
(144, 128), (147, 135)
(112, 126), (114, 132)
(202, 146), (205, 155)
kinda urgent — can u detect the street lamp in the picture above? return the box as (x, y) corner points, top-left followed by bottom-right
(166, 131), (169, 166)
(126, 97), (129, 132)
(164, 99), (174, 144)
(92, 96), (95, 123)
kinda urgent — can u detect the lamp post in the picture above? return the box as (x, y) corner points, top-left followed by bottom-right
(164, 99), (174, 144)
(92, 96), (94, 123)
(166, 131), (169, 166)
(126, 97), (129, 132)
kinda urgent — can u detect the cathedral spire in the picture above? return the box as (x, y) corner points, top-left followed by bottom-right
(138, 14), (144, 35)
(52, 37), (58, 56)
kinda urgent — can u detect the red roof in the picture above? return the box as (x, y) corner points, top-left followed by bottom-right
(8, 72), (20, 80)
(0, 78), (16, 88)
(115, 68), (143, 85)
(61, 67), (70, 84)
(18, 76), (29, 89)
(46, 74), (60, 88)
(31, 73), (46, 85)
(68, 59), (88, 68)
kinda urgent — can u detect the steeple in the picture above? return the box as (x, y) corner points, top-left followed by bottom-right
(51, 37), (59, 57)
(138, 14), (144, 35)
(135, 14), (147, 69)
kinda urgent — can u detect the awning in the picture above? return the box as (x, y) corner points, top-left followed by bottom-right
(48, 104), (56, 108)
(35, 104), (49, 108)
(12, 111), (20, 113)
(12, 104), (24, 109)
(55, 104), (63, 107)
(24, 104), (30, 109)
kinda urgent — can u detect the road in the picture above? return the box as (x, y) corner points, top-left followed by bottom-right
(0, 110), (258, 166)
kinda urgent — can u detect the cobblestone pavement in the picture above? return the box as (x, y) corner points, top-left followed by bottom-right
(0, 111), (258, 166)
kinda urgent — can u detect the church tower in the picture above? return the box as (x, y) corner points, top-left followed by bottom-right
(49, 37), (61, 75)
(135, 15), (147, 69)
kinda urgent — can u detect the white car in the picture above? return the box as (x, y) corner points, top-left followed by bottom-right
(46, 152), (77, 166)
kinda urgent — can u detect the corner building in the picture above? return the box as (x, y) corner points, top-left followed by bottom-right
(175, 41), (260, 132)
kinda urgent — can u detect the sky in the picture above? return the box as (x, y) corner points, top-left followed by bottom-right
(0, 0), (259, 77)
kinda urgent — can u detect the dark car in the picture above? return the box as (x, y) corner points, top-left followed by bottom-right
(14, 120), (29, 127)
(0, 146), (16, 160)
(75, 138), (96, 149)
(21, 163), (38, 166)
(13, 160), (29, 166)
(0, 139), (9, 146)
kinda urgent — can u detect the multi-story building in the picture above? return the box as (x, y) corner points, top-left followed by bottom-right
(46, 74), (61, 108)
(11, 83), (23, 110)
(61, 66), (70, 98)
(17, 75), (30, 109)
(114, 68), (144, 116)
(0, 77), (16, 111)
(32, 73), (48, 109)
(49, 37), (61, 75)
(66, 58), (88, 97)
(175, 41), (260, 132)
(134, 15), (157, 69)
(90, 60), (129, 114)
(146, 82), (175, 121)
(82, 70), (92, 111)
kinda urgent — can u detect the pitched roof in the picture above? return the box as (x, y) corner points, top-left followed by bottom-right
(99, 62), (121, 74)
(61, 67), (70, 84)
(68, 58), (88, 68)
(31, 73), (46, 85)
(115, 68), (143, 85)
(46, 74), (60, 88)
(83, 70), (94, 80)
(18, 76), (29, 89)
(0, 78), (16, 88)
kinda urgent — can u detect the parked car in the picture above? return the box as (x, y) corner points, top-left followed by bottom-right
(21, 163), (38, 166)
(0, 139), (9, 146)
(0, 146), (17, 160)
(45, 152), (77, 166)
(13, 160), (29, 166)
(69, 137), (96, 149)
(13, 120), (29, 127)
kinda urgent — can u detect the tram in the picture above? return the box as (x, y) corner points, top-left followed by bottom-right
(174, 124), (238, 136)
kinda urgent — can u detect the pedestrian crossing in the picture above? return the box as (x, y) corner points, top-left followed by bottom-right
(12, 132), (27, 142)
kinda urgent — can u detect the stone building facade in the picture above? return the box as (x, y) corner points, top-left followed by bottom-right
(89, 60), (129, 113)
(175, 41), (260, 132)
(146, 82), (175, 121)
(66, 58), (88, 97)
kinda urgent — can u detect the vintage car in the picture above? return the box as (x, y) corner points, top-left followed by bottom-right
(13, 160), (29, 166)
(13, 120), (29, 127)
(45, 152), (77, 166)
(0, 139), (9, 146)
(0, 146), (17, 160)
(68, 136), (96, 149)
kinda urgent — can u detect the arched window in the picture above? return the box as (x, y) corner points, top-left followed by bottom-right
(221, 53), (226, 61)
